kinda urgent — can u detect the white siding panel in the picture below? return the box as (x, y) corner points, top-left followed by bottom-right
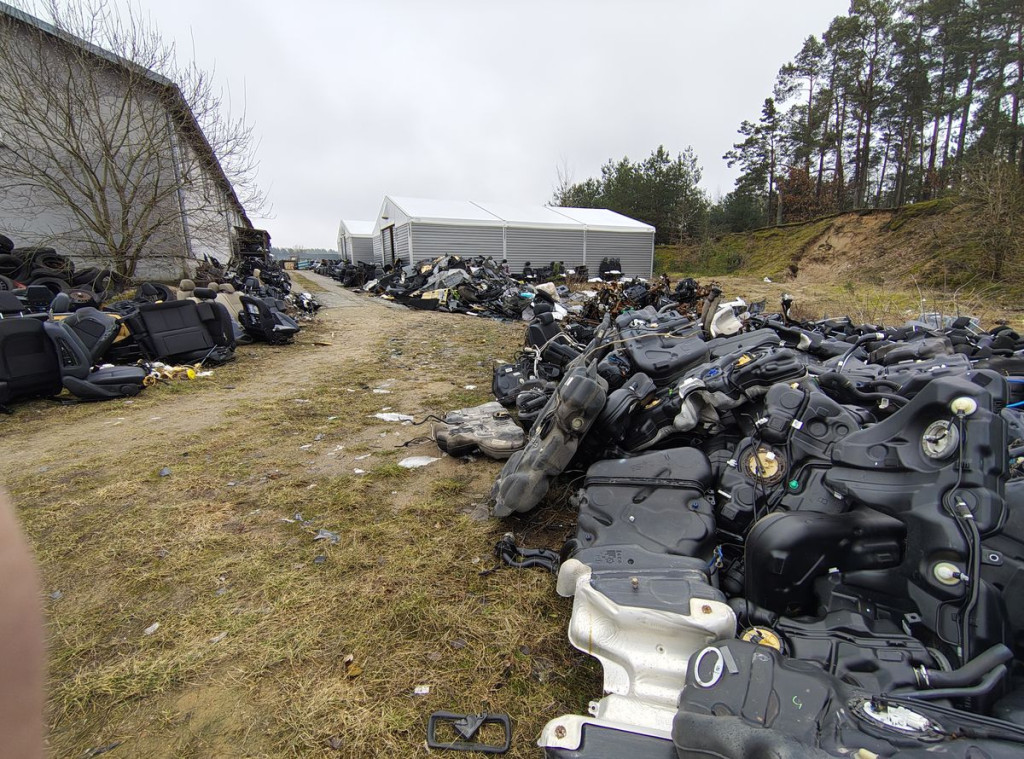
(504, 228), (585, 275)
(585, 231), (654, 278)
(351, 237), (374, 264)
(394, 223), (412, 265)
(372, 233), (384, 266)
(409, 223), (504, 261)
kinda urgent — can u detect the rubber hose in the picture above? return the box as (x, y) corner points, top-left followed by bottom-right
(901, 664), (1007, 701)
(922, 644), (1013, 689)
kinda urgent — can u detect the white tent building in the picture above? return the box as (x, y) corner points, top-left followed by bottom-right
(370, 196), (655, 277)
(337, 220), (375, 264)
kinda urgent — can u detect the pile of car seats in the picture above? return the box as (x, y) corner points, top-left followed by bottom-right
(486, 289), (1024, 758)
(0, 267), (311, 410)
(0, 290), (147, 409)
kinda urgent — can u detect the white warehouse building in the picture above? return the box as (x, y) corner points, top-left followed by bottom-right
(337, 220), (375, 264)
(369, 196), (655, 278)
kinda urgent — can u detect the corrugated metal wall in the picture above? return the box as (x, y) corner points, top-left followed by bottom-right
(351, 237), (374, 264)
(504, 228), (585, 276)
(394, 224), (412, 265)
(372, 233), (383, 266)
(409, 223), (504, 262)
(586, 231), (654, 278)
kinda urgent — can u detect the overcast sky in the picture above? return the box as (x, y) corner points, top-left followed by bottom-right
(131, 0), (850, 249)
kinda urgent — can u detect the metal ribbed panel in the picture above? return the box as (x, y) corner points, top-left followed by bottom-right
(409, 223), (504, 261)
(585, 231), (654, 278)
(372, 233), (384, 266)
(394, 224), (412, 264)
(351, 237), (374, 264)
(505, 228), (585, 274)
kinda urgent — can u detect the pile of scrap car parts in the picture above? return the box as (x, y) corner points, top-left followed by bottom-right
(484, 290), (1024, 758)
(332, 253), (714, 321)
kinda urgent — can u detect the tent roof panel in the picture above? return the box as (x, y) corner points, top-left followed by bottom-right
(340, 219), (375, 236)
(473, 202), (583, 228)
(388, 196), (501, 223)
(381, 196), (654, 234)
(551, 207), (655, 232)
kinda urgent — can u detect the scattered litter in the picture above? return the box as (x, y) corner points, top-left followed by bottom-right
(464, 384), (476, 390)
(414, 685), (431, 696)
(158, 467), (171, 477)
(327, 416), (339, 421)
(451, 639), (467, 649)
(313, 555), (327, 564)
(299, 444), (312, 450)
(313, 529), (340, 544)
(372, 388), (392, 394)
(49, 590), (63, 601)
(325, 737), (344, 750)
(84, 742), (123, 757)
(355, 453), (371, 460)
(399, 456), (439, 469)
(292, 398), (311, 404)
(427, 711), (512, 753)
(374, 412), (414, 422)
(209, 632), (227, 644)
(353, 468), (366, 475)
(314, 433), (325, 441)
(143, 622), (160, 636)
(343, 653), (363, 678)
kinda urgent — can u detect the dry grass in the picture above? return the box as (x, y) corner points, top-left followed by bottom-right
(2, 302), (601, 758)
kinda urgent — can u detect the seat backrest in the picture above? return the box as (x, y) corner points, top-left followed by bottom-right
(195, 300), (234, 347)
(215, 284), (244, 317)
(133, 300), (214, 360)
(527, 312), (561, 348)
(61, 307), (119, 363)
(42, 320), (92, 380)
(25, 285), (53, 311)
(0, 291), (25, 316)
(0, 317), (63, 403)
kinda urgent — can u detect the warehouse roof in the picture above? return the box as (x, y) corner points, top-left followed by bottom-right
(382, 195), (654, 233)
(339, 220), (376, 236)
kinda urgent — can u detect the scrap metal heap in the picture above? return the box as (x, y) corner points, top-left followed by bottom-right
(325, 254), (708, 320)
(488, 289), (1024, 758)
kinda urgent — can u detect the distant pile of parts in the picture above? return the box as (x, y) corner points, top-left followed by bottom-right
(0, 232), (319, 412)
(484, 289), (1024, 758)
(329, 254), (699, 320)
(0, 233), (127, 301)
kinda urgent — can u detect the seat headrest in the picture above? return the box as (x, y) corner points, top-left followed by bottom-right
(193, 287), (217, 300)
(178, 279), (196, 292)
(218, 283), (236, 294)
(50, 292), (71, 312)
(139, 283), (159, 296)
(206, 282), (220, 292)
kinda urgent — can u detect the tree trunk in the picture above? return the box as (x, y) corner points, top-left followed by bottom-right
(955, 54), (979, 165)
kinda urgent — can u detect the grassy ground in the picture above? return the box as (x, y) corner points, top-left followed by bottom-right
(8, 261), (1022, 758)
(2, 294), (601, 758)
